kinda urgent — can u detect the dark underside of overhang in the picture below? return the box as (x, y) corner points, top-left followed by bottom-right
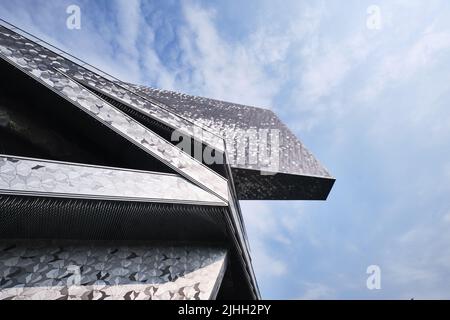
(232, 167), (335, 200)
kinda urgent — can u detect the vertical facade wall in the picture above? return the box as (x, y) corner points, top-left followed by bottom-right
(0, 241), (227, 300)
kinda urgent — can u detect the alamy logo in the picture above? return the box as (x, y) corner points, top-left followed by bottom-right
(366, 265), (381, 290)
(66, 5), (81, 30)
(172, 127), (280, 175)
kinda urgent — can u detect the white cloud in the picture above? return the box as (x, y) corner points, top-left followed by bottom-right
(359, 28), (450, 101)
(114, 0), (141, 58)
(444, 213), (450, 223)
(298, 282), (336, 300)
(301, 49), (351, 102)
(175, 1), (286, 107)
(241, 202), (289, 277)
(380, 208), (450, 299)
(241, 200), (325, 285)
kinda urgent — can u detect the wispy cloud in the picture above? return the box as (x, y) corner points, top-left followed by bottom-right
(298, 282), (336, 300)
(240, 202), (290, 278)
(175, 1), (283, 107)
(112, 0), (142, 80)
(359, 27), (450, 101)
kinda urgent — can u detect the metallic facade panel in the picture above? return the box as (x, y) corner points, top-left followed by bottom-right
(232, 168), (335, 200)
(0, 26), (229, 202)
(0, 21), (263, 300)
(0, 18), (337, 299)
(128, 85), (335, 200)
(68, 72), (225, 153)
(129, 85), (332, 178)
(0, 155), (226, 206)
(0, 195), (229, 242)
(0, 241), (227, 300)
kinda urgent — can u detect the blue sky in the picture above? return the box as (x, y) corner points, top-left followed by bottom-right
(2, 0), (450, 299)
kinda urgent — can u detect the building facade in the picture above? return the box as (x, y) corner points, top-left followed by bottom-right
(0, 20), (334, 300)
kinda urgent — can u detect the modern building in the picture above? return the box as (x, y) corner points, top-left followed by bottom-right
(0, 20), (334, 300)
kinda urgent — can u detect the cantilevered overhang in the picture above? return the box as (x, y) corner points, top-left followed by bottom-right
(0, 21), (335, 201)
(124, 85), (335, 201)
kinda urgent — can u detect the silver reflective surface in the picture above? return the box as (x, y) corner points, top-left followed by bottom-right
(0, 26), (229, 202)
(70, 72), (225, 153)
(131, 84), (332, 178)
(0, 155), (226, 205)
(0, 20), (340, 298)
(0, 241), (227, 300)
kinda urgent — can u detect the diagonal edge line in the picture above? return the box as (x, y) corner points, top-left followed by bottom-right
(0, 48), (229, 202)
(0, 20), (226, 147)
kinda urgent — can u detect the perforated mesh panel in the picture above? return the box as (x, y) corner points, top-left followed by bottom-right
(0, 195), (228, 242)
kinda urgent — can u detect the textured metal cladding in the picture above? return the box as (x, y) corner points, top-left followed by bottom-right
(0, 20), (337, 300)
(0, 155), (226, 205)
(0, 23), (334, 201)
(233, 168), (335, 200)
(1, 22), (225, 153)
(71, 74), (225, 153)
(0, 26), (229, 202)
(127, 85), (334, 201)
(129, 84), (333, 178)
(0, 241), (227, 300)
(0, 23), (259, 299)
